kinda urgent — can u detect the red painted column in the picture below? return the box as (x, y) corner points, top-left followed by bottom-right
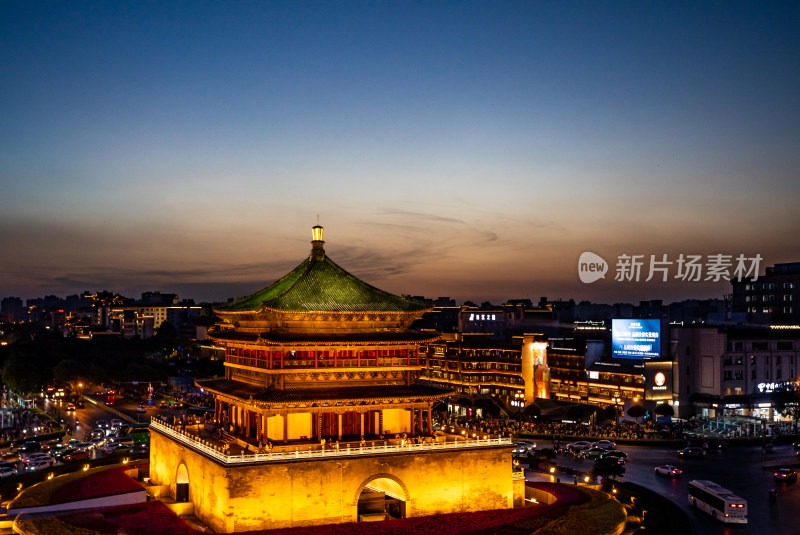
(427, 403), (433, 435)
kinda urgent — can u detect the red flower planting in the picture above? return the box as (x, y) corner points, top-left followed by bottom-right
(60, 501), (197, 535)
(51, 466), (144, 504)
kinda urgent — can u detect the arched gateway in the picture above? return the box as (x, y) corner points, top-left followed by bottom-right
(354, 473), (409, 521)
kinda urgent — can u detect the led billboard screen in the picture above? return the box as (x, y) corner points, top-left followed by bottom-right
(612, 319), (661, 360)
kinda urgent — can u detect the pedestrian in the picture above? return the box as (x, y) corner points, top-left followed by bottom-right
(573, 474), (578, 485)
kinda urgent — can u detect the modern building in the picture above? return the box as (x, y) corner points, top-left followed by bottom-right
(672, 325), (800, 420)
(732, 262), (800, 325)
(149, 226), (518, 532)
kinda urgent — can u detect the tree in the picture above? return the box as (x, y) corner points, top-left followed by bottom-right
(627, 404), (646, 421)
(655, 403), (675, 417)
(603, 405), (620, 423)
(773, 381), (800, 433)
(566, 405), (587, 422)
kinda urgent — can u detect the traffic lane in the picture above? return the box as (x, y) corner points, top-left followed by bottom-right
(544, 440), (800, 535)
(109, 396), (187, 423)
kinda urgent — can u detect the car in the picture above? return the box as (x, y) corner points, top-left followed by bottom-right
(0, 466), (18, 478)
(65, 403), (76, 411)
(136, 404), (147, 413)
(73, 441), (94, 451)
(173, 401), (185, 409)
(63, 450), (91, 462)
(600, 451), (628, 464)
(26, 460), (53, 472)
(20, 452), (51, 464)
(0, 461), (18, 470)
(159, 401), (168, 408)
(15, 441), (42, 453)
(513, 441), (536, 454)
(591, 440), (616, 450)
(110, 419), (122, 428)
(578, 447), (608, 460)
(566, 441), (592, 452)
(52, 447), (76, 460)
(1, 452), (20, 463)
(22, 453), (54, 465)
(97, 420), (110, 429)
(655, 465), (683, 477)
(774, 468), (797, 482)
(101, 443), (132, 455)
(678, 447), (705, 458)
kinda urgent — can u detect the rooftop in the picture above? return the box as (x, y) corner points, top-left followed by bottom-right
(215, 226), (429, 315)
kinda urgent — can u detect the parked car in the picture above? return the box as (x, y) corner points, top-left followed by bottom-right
(774, 468), (797, 482)
(136, 404), (147, 413)
(63, 450), (91, 462)
(591, 440), (617, 450)
(0, 466), (18, 478)
(566, 441), (592, 452)
(654, 465), (683, 477)
(678, 447), (705, 458)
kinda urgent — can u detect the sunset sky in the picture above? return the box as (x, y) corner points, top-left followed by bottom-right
(2, 2), (799, 305)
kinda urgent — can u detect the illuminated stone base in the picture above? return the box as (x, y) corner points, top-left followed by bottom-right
(150, 429), (515, 533)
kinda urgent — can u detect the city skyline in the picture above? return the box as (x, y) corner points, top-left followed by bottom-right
(2, 2), (799, 305)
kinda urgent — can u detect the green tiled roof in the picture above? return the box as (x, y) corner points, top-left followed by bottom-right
(216, 254), (428, 313)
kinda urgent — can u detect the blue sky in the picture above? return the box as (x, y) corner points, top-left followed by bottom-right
(2, 1), (798, 304)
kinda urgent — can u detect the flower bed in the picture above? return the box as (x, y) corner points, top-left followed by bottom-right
(50, 466), (143, 504)
(56, 501), (197, 535)
(45, 481), (589, 535)
(236, 483), (589, 535)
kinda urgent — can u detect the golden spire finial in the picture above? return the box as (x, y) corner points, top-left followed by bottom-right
(311, 221), (325, 259)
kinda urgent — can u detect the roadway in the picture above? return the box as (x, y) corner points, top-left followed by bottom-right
(539, 439), (800, 535)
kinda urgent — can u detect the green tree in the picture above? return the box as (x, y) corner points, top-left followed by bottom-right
(773, 381), (800, 433)
(2, 350), (49, 394)
(627, 404), (646, 421)
(655, 403), (675, 417)
(567, 405), (587, 422)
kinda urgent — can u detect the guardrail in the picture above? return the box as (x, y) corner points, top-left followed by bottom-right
(150, 418), (512, 465)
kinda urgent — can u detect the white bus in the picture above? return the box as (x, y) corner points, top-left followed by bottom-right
(687, 480), (748, 524)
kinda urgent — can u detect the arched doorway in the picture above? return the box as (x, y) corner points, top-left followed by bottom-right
(176, 463), (189, 503)
(356, 476), (407, 522)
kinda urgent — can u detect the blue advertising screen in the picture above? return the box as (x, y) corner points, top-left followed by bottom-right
(612, 319), (661, 360)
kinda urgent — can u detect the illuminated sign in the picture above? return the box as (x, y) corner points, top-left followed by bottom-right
(468, 314), (497, 321)
(612, 319), (661, 360)
(757, 381), (793, 393)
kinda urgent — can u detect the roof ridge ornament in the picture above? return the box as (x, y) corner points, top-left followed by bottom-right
(311, 224), (325, 260)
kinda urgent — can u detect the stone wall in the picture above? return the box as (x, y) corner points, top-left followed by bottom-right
(150, 430), (513, 533)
